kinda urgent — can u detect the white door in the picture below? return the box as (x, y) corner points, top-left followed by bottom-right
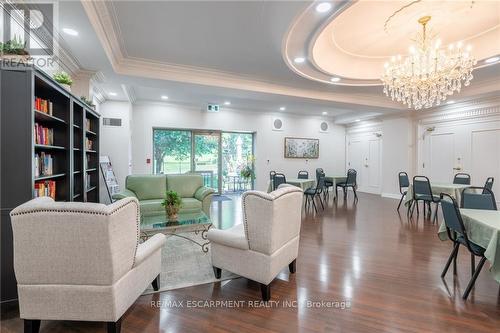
(348, 140), (364, 189)
(428, 132), (456, 182)
(367, 138), (381, 192)
(471, 129), (500, 195)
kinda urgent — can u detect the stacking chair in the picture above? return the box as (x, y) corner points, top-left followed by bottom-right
(336, 169), (358, 202)
(440, 193), (487, 300)
(461, 187), (497, 210)
(411, 176), (440, 222)
(453, 173), (471, 185)
(397, 172), (410, 211)
(298, 170), (309, 179)
(483, 177), (494, 193)
(273, 173), (286, 191)
(304, 175), (325, 213)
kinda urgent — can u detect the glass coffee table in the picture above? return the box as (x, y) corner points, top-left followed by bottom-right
(140, 211), (213, 252)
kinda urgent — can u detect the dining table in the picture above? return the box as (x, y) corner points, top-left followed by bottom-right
(325, 175), (347, 199)
(404, 182), (470, 207)
(267, 178), (316, 192)
(438, 209), (500, 283)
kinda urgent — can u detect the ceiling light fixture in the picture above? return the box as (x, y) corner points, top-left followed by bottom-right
(279, 106), (286, 111)
(485, 56), (499, 64)
(224, 101), (231, 105)
(322, 111), (328, 115)
(316, 2), (332, 13)
(446, 100), (455, 104)
(108, 92), (117, 96)
(161, 95), (169, 100)
(355, 119), (360, 122)
(330, 77), (340, 82)
(382, 16), (476, 110)
(62, 28), (78, 36)
(294, 57), (305, 64)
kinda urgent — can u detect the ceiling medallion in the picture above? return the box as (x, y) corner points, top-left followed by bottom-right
(382, 16), (477, 110)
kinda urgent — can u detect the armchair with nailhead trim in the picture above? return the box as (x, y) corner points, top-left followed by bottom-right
(10, 196), (165, 333)
(207, 186), (303, 301)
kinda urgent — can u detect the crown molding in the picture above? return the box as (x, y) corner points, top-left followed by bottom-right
(81, 0), (406, 110)
(121, 84), (136, 104)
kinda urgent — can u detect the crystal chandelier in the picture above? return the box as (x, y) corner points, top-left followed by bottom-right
(382, 16), (477, 110)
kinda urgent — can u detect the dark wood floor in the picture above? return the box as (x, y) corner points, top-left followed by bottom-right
(2, 192), (499, 332)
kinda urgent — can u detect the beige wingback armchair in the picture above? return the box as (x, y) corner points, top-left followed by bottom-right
(207, 186), (303, 301)
(10, 197), (166, 333)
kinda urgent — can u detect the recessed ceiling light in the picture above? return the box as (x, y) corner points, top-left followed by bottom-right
(446, 100), (455, 104)
(224, 101), (231, 105)
(62, 28), (78, 36)
(330, 77), (341, 82)
(322, 111), (328, 115)
(279, 106), (286, 111)
(316, 2), (332, 13)
(485, 56), (500, 64)
(355, 119), (360, 122)
(161, 95), (169, 100)
(294, 57), (305, 64)
(108, 92), (117, 96)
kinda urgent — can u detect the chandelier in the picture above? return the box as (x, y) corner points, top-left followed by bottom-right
(382, 16), (477, 110)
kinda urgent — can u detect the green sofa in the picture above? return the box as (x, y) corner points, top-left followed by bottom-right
(112, 174), (214, 218)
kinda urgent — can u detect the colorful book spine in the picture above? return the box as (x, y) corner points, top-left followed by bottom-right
(34, 97), (53, 115)
(34, 123), (54, 145)
(34, 180), (56, 199)
(85, 138), (93, 150)
(34, 152), (53, 177)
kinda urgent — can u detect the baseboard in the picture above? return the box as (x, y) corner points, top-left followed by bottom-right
(381, 193), (402, 200)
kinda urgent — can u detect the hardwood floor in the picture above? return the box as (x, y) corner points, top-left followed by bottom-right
(2, 192), (499, 332)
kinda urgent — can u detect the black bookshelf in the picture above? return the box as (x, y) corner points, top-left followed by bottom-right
(0, 67), (100, 303)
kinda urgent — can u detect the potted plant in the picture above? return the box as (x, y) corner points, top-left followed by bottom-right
(80, 96), (96, 110)
(161, 190), (182, 221)
(0, 36), (30, 62)
(53, 71), (73, 91)
(239, 155), (255, 184)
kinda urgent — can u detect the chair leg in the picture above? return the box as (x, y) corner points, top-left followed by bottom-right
(24, 319), (41, 333)
(260, 283), (271, 302)
(397, 194), (405, 211)
(213, 266), (222, 279)
(289, 259), (296, 274)
(352, 186), (358, 201)
(463, 257), (487, 300)
(441, 243), (460, 278)
(152, 274), (160, 291)
(312, 197), (317, 213)
(453, 247), (458, 275)
(318, 194), (324, 210)
(107, 317), (122, 333)
(416, 200), (420, 216)
(471, 254), (475, 276)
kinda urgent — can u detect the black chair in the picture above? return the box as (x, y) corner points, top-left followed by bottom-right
(397, 172), (410, 211)
(411, 176), (440, 222)
(440, 193), (487, 300)
(315, 168), (331, 202)
(304, 175), (325, 213)
(461, 187), (497, 210)
(269, 171), (276, 191)
(298, 170), (308, 179)
(273, 173), (286, 191)
(453, 173), (471, 185)
(336, 169), (357, 202)
(483, 177), (494, 193)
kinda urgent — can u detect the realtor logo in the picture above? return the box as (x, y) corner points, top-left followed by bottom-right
(1, 2), (54, 56)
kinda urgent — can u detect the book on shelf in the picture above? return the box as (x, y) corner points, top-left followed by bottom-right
(85, 138), (93, 150)
(86, 173), (92, 189)
(35, 97), (53, 115)
(85, 119), (91, 131)
(34, 180), (56, 199)
(34, 152), (53, 177)
(34, 123), (54, 145)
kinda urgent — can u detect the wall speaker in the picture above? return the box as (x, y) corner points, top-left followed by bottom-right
(272, 117), (284, 131)
(319, 121), (329, 133)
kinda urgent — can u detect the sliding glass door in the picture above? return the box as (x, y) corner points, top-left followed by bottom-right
(153, 129), (254, 194)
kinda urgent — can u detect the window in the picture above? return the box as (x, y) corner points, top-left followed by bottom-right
(153, 129), (192, 174)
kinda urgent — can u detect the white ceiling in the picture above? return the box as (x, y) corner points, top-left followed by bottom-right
(56, 1), (500, 122)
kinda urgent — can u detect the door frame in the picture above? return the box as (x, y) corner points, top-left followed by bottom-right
(192, 130), (222, 194)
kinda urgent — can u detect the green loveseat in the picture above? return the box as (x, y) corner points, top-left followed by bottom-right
(112, 174), (214, 218)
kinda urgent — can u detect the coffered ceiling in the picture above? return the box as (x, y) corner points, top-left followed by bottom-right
(56, 1), (499, 122)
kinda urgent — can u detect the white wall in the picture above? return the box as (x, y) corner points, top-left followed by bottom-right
(99, 101), (132, 197)
(130, 103), (346, 191)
